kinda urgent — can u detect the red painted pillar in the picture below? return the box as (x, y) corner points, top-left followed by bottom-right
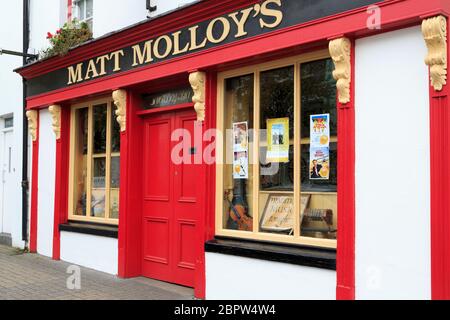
(428, 16), (450, 301)
(194, 71), (217, 300)
(335, 39), (356, 300)
(52, 106), (70, 260)
(29, 111), (40, 253)
(118, 90), (142, 278)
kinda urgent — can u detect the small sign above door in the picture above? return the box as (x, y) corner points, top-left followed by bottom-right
(142, 87), (193, 110)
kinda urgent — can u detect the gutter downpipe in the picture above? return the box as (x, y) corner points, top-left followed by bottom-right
(21, 0), (30, 245)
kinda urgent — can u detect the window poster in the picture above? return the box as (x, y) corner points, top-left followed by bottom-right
(233, 122), (249, 179)
(309, 147), (330, 180)
(267, 118), (290, 163)
(310, 114), (330, 148)
(260, 195), (294, 232)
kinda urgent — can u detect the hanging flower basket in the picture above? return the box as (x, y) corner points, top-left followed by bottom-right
(41, 19), (93, 59)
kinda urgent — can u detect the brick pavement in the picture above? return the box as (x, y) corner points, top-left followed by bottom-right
(0, 245), (194, 300)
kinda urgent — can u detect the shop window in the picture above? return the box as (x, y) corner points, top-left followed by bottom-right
(218, 51), (337, 248)
(69, 99), (120, 224)
(73, 0), (93, 31)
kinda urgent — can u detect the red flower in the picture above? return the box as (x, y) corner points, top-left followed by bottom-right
(46, 32), (53, 39)
(56, 29), (61, 34)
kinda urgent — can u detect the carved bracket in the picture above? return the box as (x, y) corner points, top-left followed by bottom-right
(26, 110), (38, 142)
(189, 71), (206, 122)
(422, 15), (447, 91)
(329, 38), (352, 104)
(112, 89), (127, 132)
(48, 105), (61, 140)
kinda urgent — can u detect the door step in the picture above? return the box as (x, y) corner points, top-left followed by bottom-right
(0, 233), (12, 246)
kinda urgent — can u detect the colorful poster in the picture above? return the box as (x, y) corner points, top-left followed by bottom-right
(232, 122), (249, 179)
(233, 151), (249, 179)
(233, 122), (249, 152)
(309, 147), (330, 180)
(267, 118), (290, 163)
(310, 114), (330, 148)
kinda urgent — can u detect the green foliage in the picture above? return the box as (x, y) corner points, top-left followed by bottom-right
(41, 19), (92, 59)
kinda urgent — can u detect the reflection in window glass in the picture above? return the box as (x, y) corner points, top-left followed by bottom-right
(71, 101), (120, 222)
(223, 74), (254, 231)
(300, 58), (337, 240)
(93, 104), (107, 154)
(74, 108), (88, 216)
(259, 66), (295, 236)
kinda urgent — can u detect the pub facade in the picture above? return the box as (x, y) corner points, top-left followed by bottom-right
(16, 0), (450, 299)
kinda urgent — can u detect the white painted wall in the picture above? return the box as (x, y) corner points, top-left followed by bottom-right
(0, 0), (25, 248)
(206, 253), (336, 300)
(60, 232), (118, 275)
(29, 0), (63, 56)
(147, 0), (198, 19)
(37, 110), (56, 258)
(92, 0), (147, 38)
(355, 26), (431, 300)
(92, 0), (198, 38)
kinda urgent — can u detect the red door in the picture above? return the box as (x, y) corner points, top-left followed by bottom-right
(141, 109), (201, 287)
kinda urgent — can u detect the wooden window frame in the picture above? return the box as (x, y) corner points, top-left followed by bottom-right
(216, 49), (337, 249)
(68, 97), (119, 225)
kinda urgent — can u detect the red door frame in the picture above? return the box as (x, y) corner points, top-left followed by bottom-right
(20, 0), (450, 301)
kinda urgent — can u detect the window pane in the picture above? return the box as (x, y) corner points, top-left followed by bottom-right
(110, 156), (120, 188)
(300, 58), (337, 240)
(73, 108), (88, 216)
(223, 74), (254, 232)
(4, 117), (13, 128)
(93, 104), (107, 154)
(258, 66), (295, 236)
(110, 156), (120, 219)
(91, 157), (105, 218)
(78, 0), (85, 20)
(111, 107), (120, 153)
(86, 0), (93, 19)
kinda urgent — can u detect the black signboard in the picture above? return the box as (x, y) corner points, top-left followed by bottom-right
(25, 0), (379, 97)
(142, 87), (194, 109)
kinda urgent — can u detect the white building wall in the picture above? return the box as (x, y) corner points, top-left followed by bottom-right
(60, 232), (118, 275)
(37, 110), (56, 258)
(355, 26), (431, 300)
(29, 0), (63, 55)
(92, 0), (198, 38)
(206, 253), (336, 300)
(92, 0), (147, 38)
(0, 0), (25, 248)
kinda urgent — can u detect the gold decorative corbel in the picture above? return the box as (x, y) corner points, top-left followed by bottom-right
(26, 110), (38, 142)
(112, 89), (127, 132)
(329, 37), (352, 104)
(422, 15), (447, 91)
(189, 71), (206, 122)
(48, 105), (61, 140)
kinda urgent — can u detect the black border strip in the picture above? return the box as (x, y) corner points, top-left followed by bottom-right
(205, 236), (336, 270)
(59, 221), (118, 239)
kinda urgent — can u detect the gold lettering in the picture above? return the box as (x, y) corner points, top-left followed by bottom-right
(206, 17), (231, 44)
(229, 7), (253, 38)
(172, 31), (189, 55)
(96, 54), (110, 76)
(85, 59), (99, 80)
(110, 50), (124, 72)
(259, 0), (283, 29)
(153, 35), (173, 59)
(188, 25), (207, 50)
(132, 40), (154, 66)
(67, 63), (83, 85)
